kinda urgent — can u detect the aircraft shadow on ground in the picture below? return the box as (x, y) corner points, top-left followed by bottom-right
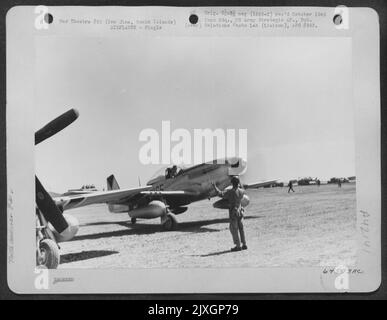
(60, 250), (119, 264)
(73, 216), (261, 241)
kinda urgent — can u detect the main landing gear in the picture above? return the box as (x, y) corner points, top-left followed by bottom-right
(36, 208), (60, 269)
(161, 212), (178, 231)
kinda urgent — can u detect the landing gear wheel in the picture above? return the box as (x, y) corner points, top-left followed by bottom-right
(131, 217), (137, 225)
(162, 213), (177, 231)
(38, 239), (60, 269)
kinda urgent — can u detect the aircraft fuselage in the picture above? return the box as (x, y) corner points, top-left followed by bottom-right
(141, 157), (248, 211)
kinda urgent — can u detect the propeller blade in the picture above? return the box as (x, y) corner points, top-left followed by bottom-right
(35, 176), (68, 233)
(35, 108), (79, 145)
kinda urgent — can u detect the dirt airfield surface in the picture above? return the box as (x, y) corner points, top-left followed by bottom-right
(59, 184), (357, 269)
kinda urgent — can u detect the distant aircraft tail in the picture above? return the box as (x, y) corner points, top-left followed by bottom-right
(106, 175), (127, 213)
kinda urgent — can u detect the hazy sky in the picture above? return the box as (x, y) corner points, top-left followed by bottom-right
(35, 36), (355, 192)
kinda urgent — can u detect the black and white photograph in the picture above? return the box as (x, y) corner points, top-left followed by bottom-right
(5, 6), (381, 293)
(35, 35), (357, 270)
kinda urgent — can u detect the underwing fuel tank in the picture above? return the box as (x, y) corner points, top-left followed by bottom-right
(213, 194), (250, 209)
(129, 200), (167, 219)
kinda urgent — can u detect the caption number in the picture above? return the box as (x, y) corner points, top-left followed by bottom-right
(192, 305), (239, 317)
(35, 6), (53, 30)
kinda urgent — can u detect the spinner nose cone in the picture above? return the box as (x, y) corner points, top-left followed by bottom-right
(227, 157), (247, 176)
(227, 156), (239, 165)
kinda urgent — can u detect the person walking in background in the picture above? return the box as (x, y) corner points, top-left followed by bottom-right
(288, 180), (295, 193)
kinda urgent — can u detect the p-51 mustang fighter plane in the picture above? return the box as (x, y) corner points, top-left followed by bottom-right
(53, 158), (277, 232)
(36, 109), (276, 269)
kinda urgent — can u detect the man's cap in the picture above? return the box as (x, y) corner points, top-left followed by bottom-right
(231, 176), (240, 186)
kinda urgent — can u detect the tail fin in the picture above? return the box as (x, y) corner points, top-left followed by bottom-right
(106, 175), (127, 213)
(107, 174), (120, 190)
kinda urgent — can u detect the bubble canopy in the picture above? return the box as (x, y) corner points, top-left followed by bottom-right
(147, 157), (244, 182)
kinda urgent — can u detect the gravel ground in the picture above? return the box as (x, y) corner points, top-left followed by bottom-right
(59, 184), (357, 269)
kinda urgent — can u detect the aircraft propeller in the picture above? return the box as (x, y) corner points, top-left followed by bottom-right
(35, 108), (79, 233)
(35, 108), (79, 145)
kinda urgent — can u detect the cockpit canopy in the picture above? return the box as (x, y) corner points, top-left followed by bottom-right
(164, 165), (184, 179)
(146, 157), (246, 185)
(147, 165), (186, 185)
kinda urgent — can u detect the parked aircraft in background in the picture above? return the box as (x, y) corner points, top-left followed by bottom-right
(62, 184), (99, 196)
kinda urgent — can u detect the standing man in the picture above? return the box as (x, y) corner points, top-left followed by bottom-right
(288, 180), (295, 193)
(212, 177), (247, 252)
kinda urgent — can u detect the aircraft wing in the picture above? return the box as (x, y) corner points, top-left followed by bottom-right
(243, 179), (278, 189)
(54, 186), (153, 210)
